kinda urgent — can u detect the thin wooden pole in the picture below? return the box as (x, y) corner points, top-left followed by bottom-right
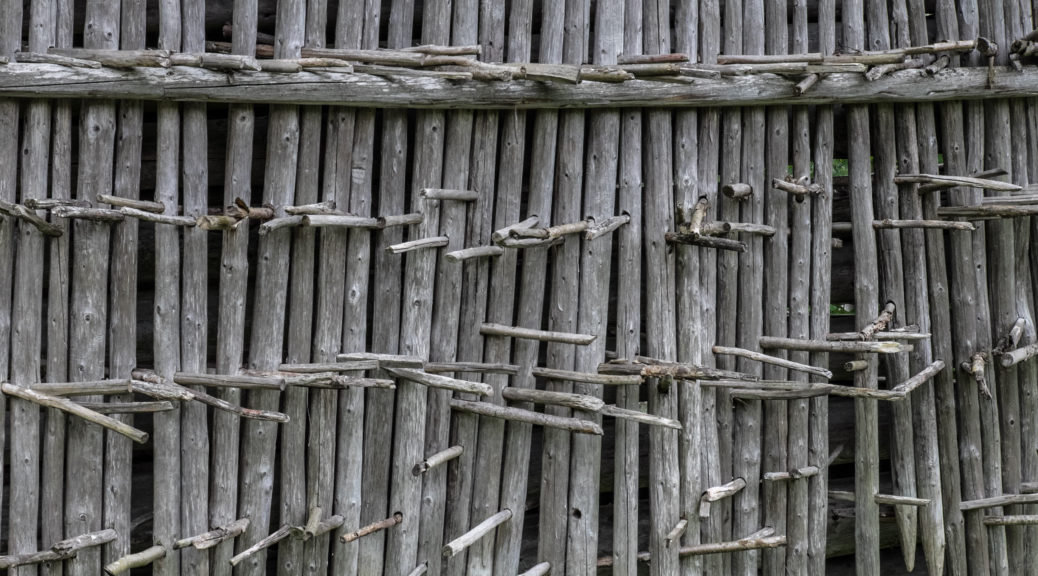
(236, 1), (303, 573)
(65, 1), (118, 574)
(41, 4), (72, 573)
(9, 3), (50, 574)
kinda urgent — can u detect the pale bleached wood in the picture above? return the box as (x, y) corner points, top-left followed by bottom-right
(174, 518), (250, 550)
(0, 530), (117, 570)
(443, 510), (512, 558)
(103, 546), (165, 575)
(450, 399), (603, 435)
(236, 2), (303, 573)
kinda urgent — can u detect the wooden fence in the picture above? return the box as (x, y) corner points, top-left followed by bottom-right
(0, 0), (1037, 575)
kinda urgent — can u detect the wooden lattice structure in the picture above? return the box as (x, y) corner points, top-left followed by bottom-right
(2, 0), (1038, 575)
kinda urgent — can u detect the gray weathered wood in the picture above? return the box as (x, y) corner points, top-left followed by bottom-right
(9, 3), (49, 575)
(236, 2), (303, 573)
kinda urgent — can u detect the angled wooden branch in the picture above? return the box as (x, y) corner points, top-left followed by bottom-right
(104, 545), (166, 575)
(1, 383), (148, 444)
(859, 301), (896, 340)
(386, 368), (492, 396)
(0, 529), (117, 569)
(340, 513), (403, 543)
(442, 510), (512, 558)
(449, 399), (603, 435)
(0, 200), (64, 236)
(712, 345), (833, 379)
(174, 518), (250, 550)
(413, 445), (464, 476)
(480, 323), (596, 345)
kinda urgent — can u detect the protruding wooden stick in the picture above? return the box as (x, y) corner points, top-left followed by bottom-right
(76, 401), (173, 414)
(699, 478), (747, 518)
(983, 516), (1038, 526)
(872, 218), (976, 231)
(291, 514), (343, 540)
(386, 368), (492, 396)
(174, 372), (285, 391)
(960, 493), (1038, 511)
(337, 352), (425, 368)
(763, 465), (820, 481)
(665, 519), (688, 547)
(844, 360), (869, 372)
(420, 188), (479, 201)
(508, 219), (590, 241)
(916, 167), (1007, 193)
(730, 388), (832, 401)
(1, 383), (149, 444)
(533, 366), (642, 385)
(771, 177), (824, 201)
(387, 236), (450, 254)
(722, 183), (753, 199)
(230, 525), (292, 565)
(32, 379), (131, 396)
(282, 200), (338, 215)
(827, 330), (931, 341)
(174, 518), (250, 550)
(501, 387), (605, 412)
(598, 359), (757, 381)
(377, 212), (424, 228)
(49, 47), (172, 67)
(937, 204), (1038, 218)
(665, 230), (747, 252)
(340, 513), (403, 543)
(480, 322), (596, 345)
(442, 509), (512, 558)
(794, 73), (820, 96)
(103, 545), (166, 575)
(760, 336), (909, 354)
(585, 214), (631, 240)
(14, 51), (102, 68)
(278, 360), (379, 372)
(51, 205), (125, 222)
(0, 200), (64, 236)
(444, 246), (504, 262)
(702, 221), (777, 236)
(119, 206), (196, 226)
(712, 345), (832, 379)
(423, 361), (519, 375)
(875, 494), (931, 507)
(413, 445), (464, 476)
(226, 198), (275, 220)
(891, 361), (946, 396)
(23, 197), (90, 210)
(960, 353), (991, 397)
(405, 562), (429, 576)
(895, 173), (1021, 192)
(132, 370), (290, 422)
(0, 529), (118, 569)
(1001, 341), (1038, 367)
(97, 193), (164, 213)
(449, 399), (603, 435)
(491, 215), (539, 243)
(860, 301), (896, 340)
(517, 561), (551, 576)
(600, 404), (682, 430)
(675, 528), (783, 557)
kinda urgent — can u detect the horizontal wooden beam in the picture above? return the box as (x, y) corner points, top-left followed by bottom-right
(0, 63), (1035, 109)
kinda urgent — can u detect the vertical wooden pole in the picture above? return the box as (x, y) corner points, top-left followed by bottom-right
(10, 3), (50, 575)
(492, 4), (558, 574)
(464, 2), (521, 575)
(844, 0), (881, 572)
(978, 0), (1011, 571)
(332, 2), (378, 574)
(386, 0), (447, 571)
(445, 0), (497, 570)
(359, 0), (412, 571)
(103, 0), (144, 568)
(643, 3), (679, 575)
(152, 0), (181, 573)
(867, 0), (919, 569)
(785, 1), (812, 572)
(236, 1), (303, 573)
(717, 2), (743, 568)
(930, 2), (972, 574)
(67, 2), (117, 575)
(210, 2), (256, 575)
(42, 3), (73, 574)
(419, 2), (476, 571)
(278, 2), (324, 573)
(0, 0), (16, 560)
(806, 5), (834, 570)
(609, 2), (642, 575)
(762, 2), (789, 573)
(734, 0), (764, 574)
(566, 0), (620, 572)
(696, 0), (723, 567)
(180, 0), (209, 573)
(538, 0), (586, 571)
(896, 2), (948, 574)
(672, 2), (703, 575)
(306, 1), (356, 573)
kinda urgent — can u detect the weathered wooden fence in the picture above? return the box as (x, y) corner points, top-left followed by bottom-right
(1, 0), (1038, 575)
